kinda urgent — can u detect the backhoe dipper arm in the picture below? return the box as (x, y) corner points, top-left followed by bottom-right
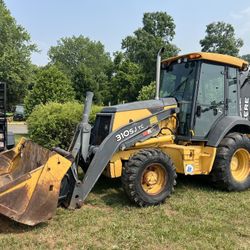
(69, 105), (179, 209)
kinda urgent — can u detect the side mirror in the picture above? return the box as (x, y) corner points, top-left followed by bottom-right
(196, 105), (201, 117)
(213, 108), (218, 116)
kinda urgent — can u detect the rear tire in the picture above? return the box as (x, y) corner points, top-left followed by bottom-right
(211, 132), (250, 191)
(121, 149), (177, 206)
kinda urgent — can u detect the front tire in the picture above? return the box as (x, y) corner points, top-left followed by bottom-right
(211, 132), (250, 191)
(121, 149), (177, 207)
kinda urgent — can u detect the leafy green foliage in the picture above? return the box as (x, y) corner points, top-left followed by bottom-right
(143, 12), (176, 39)
(122, 12), (179, 83)
(72, 64), (109, 104)
(241, 54), (250, 63)
(0, 0), (36, 108)
(27, 102), (102, 149)
(48, 35), (112, 104)
(200, 22), (243, 56)
(24, 66), (75, 115)
(137, 81), (156, 101)
(108, 52), (145, 104)
(106, 12), (179, 104)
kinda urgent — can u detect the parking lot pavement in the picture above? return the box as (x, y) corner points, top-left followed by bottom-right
(8, 122), (28, 134)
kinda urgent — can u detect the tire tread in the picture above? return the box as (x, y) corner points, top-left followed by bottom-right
(211, 132), (250, 191)
(121, 148), (176, 206)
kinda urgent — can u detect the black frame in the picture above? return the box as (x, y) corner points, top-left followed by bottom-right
(176, 60), (242, 142)
(0, 82), (7, 151)
(91, 113), (114, 146)
(167, 60), (200, 141)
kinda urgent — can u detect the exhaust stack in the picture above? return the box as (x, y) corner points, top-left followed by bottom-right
(155, 47), (165, 100)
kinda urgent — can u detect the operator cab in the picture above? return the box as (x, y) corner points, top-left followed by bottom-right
(160, 52), (249, 141)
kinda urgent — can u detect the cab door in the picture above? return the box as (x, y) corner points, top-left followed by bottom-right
(194, 62), (225, 137)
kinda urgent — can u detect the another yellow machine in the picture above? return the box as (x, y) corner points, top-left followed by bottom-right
(0, 50), (249, 225)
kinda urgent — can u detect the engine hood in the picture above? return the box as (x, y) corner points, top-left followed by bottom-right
(102, 98), (177, 114)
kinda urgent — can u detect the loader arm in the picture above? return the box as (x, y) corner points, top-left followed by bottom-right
(0, 92), (177, 225)
(69, 106), (179, 208)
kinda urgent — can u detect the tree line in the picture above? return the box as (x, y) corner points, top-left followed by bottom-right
(0, 0), (249, 113)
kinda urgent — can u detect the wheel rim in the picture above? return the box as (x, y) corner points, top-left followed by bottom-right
(141, 163), (167, 195)
(230, 148), (250, 182)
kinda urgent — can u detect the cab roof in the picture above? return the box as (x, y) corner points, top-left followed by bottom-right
(162, 52), (248, 69)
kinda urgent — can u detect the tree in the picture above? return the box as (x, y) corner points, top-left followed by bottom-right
(122, 12), (179, 83)
(72, 64), (109, 103)
(0, 0), (36, 108)
(48, 35), (112, 104)
(24, 66), (75, 115)
(109, 52), (145, 104)
(200, 22), (243, 56)
(241, 54), (250, 63)
(137, 81), (156, 101)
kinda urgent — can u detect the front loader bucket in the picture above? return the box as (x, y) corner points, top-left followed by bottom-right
(0, 138), (72, 226)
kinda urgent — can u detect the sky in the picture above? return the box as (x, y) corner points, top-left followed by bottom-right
(4, 0), (250, 66)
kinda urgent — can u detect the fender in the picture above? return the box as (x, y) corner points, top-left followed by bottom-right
(207, 116), (250, 147)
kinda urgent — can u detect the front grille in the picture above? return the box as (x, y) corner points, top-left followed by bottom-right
(91, 114), (112, 145)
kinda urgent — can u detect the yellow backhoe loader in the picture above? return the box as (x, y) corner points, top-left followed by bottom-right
(0, 49), (249, 226)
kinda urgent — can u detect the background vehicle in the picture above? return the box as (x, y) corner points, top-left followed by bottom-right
(0, 50), (249, 225)
(13, 104), (25, 121)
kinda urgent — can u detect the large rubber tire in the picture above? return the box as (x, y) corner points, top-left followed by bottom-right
(211, 132), (250, 191)
(121, 149), (177, 207)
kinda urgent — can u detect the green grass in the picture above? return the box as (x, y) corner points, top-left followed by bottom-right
(0, 175), (249, 250)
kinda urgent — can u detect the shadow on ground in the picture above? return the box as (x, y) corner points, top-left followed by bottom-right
(89, 173), (217, 207)
(0, 214), (47, 234)
(176, 174), (214, 191)
(89, 176), (130, 207)
(93, 173), (215, 193)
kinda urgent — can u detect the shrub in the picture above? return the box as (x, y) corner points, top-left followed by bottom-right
(27, 101), (102, 149)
